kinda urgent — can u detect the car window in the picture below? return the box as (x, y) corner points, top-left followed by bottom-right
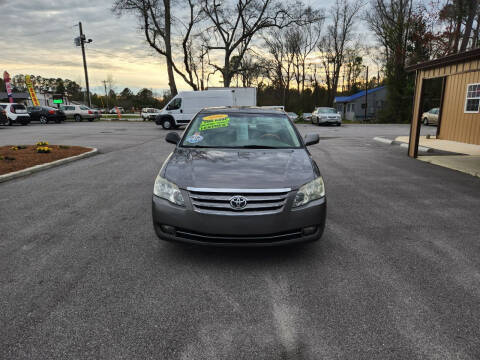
(80, 106), (89, 110)
(166, 98), (181, 110)
(318, 108), (336, 114)
(13, 104), (26, 110)
(181, 112), (302, 149)
(0, 105), (6, 109)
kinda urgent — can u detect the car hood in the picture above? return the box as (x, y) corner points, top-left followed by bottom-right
(163, 148), (318, 190)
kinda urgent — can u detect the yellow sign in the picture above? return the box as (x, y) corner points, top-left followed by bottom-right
(25, 75), (40, 106)
(199, 113), (230, 131)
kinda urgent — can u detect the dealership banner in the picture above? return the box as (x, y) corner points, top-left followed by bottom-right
(3, 71), (13, 103)
(25, 75), (40, 106)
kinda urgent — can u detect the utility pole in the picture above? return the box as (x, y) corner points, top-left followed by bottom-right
(102, 80), (109, 109)
(364, 66), (368, 122)
(76, 22), (92, 108)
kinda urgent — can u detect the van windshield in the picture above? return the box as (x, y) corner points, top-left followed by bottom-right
(181, 112), (302, 149)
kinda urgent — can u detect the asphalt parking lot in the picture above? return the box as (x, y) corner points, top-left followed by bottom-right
(1, 122), (479, 359)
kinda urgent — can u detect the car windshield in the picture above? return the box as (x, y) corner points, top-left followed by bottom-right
(181, 112), (302, 149)
(318, 108), (336, 114)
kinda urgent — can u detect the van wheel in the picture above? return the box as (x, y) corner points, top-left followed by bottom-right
(75, 115), (82, 122)
(162, 118), (173, 130)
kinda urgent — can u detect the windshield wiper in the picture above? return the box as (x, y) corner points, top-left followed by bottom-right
(239, 145), (277, 149)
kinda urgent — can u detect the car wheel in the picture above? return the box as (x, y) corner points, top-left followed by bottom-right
(162, 118), (173, 130)
(75, 115), (82, 122)
(7, 118), (12, 126)
(39, 115), (48, 124)
(337, 122), (341, 126)
(423, 117), (428, 125)
(88, 118), (94, 122)
(55, 119), (60, 123)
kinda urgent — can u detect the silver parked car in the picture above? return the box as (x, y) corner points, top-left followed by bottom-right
(421, 108), (439, 126)
(312, 107), (342, 126)
(59, 105), (95, 122)
(152, 107), (327, 246)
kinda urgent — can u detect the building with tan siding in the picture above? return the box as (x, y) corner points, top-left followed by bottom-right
(406, 48), (480, 157)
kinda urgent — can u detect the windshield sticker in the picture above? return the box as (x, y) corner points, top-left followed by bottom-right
(199, 114), (230, 131)
(185, 134), (204, 144)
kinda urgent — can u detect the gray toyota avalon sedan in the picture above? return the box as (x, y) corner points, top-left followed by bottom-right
(152, 107), (326, 246)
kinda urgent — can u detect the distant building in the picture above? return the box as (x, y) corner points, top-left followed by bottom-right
(333, 86), (387, 121)
(0, 91), (68, 107)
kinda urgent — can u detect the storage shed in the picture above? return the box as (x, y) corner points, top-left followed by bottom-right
(406, 48), (480, 157)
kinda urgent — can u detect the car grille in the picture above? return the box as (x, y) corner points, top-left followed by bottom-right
(187, 187), (290, 215)
(327, 116), (338, 119)
(175, 228), (303, 244)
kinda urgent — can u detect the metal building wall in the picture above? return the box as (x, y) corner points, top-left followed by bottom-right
(408, 58), (480, 157)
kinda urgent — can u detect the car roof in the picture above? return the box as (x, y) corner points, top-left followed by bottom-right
(199, 106), (287, 116)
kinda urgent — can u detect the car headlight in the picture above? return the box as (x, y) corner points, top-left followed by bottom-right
(293, 176), (325, 207)
(153, 174), (185, 206)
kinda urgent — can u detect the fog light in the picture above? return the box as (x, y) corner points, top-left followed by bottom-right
(160, 225), (176, 235)
(302, 226), (317, 236)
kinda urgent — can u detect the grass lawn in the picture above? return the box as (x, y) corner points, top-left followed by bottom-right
(0, 145), (92, 175)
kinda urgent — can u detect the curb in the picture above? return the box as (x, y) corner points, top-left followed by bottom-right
(373, 137), (433, 153)
(0, 148), (98, 184)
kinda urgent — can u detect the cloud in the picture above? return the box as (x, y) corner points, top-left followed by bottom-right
(0, 0), (174, 92)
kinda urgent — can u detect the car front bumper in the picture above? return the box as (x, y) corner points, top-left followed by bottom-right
(152, 194), (326, 247)
(318, 117), (341, 124)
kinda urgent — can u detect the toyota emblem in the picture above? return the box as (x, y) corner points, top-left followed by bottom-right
(230, 195), (248, 210)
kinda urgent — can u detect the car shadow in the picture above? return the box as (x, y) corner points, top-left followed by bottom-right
(158, 239), (326, 267)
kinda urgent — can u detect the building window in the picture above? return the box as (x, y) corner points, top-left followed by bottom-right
(464, 83), (480, 113)
(351, 104), (355, 112)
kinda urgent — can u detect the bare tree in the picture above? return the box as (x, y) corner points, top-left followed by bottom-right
(366, 0), (414, 122)
(318, 0), (362, 105)
(113, 0), (202, 95)
(200, 0), (318, 87)
(289, 9), (324, 93)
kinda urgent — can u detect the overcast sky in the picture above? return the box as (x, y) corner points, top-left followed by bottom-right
(0, 0), (370, 95)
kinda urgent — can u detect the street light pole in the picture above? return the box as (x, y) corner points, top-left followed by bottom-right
(78, 22), (92, 108)
(364, 66), (369, 122)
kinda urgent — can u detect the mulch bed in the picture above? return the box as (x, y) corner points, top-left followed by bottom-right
(0, 145), (92, 175)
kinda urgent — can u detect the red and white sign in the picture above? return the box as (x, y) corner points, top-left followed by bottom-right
(3, 71), (13, 103)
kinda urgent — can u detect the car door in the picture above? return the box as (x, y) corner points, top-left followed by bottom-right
(165, 97), (182, 123)
(29, 106), (42, 121)
(432, 109), (439, 125)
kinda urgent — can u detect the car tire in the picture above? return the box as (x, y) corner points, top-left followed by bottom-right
(7, 118), (12, 126)
(55, 119), (60, 123)
(162, 118), (173, 130)
(423, 117), (428, 125)
(39, 115), (48, 124)
(88, 118), (94, 122)
(337, 122), (341, 126)
(75, 115), (82, 122)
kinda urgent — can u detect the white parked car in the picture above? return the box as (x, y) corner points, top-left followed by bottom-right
(312, 107), (342, 126)
(59, 104), (95, 122)
(141, 108), (161, 121)
(0, 103), (30, 126)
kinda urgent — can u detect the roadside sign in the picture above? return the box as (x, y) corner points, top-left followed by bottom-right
(3, 71), (13, 103)
(53, 94), (63, 104)
(25, 75), (40, 106)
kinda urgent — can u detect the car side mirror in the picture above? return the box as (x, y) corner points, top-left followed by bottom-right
(304, 134), (319, 146)
(166, 132), (181, 145)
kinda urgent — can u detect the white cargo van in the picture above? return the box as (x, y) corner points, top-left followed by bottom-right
(155, 88), (256, 129)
